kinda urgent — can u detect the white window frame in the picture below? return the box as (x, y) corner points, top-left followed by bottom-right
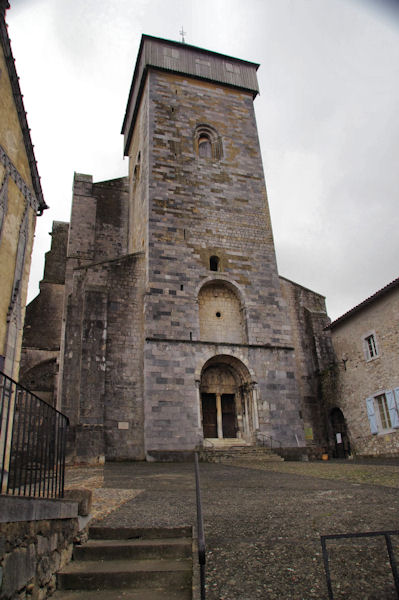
(366, 388), (399, 434)
(363, 331), (379, 361)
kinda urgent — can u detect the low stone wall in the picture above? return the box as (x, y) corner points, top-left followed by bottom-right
(0, 496), (78, 600)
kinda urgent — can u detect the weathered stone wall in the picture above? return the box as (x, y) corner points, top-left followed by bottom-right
(328, 286), (399, 457)
(279, 277), (334, 453)
(128, 77), (149, 256)
(61, 252), (146, 463)
(140, 68), (305, 453)
(144, 340), (302, 453)
(19, 222), (68, 405)
(0, 496), (78, 600)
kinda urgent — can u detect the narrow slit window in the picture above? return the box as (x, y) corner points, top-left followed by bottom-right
(210, 256), (219, 271)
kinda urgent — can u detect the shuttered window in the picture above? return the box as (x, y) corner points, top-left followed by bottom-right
(366, 390), (399, 434)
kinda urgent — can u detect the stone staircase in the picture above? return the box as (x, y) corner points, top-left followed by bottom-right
(199, 443), (284, 464)
(52, 525), (193, 599)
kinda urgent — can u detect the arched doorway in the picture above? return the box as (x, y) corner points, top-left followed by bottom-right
(330, 407), (351, 458)
(199, 355), (257, 441)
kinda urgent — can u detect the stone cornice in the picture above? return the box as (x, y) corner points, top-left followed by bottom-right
(145, 337), (294, 351)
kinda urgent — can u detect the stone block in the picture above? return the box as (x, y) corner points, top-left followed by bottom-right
(63, 488), (92, 516)
(2, 544), (36, 596)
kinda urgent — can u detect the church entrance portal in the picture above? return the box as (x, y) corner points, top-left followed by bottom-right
(199, 356), (258, 442)
(201, 393), (237, 438)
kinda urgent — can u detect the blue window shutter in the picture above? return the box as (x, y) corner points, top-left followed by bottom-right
(393, 387), (399, 412)
(386, 391), (399, 429)
(366, 397), (378, 434)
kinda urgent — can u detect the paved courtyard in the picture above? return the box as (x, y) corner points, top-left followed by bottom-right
(66, 459), (399, 599)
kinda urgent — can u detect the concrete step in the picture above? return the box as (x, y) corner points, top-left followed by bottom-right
(89, 525), (192, 540)
(51, 588), (192, 599)
(57, 558), (192, 591)
(74, 537), (192, 561)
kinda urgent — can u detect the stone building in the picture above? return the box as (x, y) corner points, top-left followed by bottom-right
(0, 1), (47, 380)
(325, 277), (399, 458)
(21, 35), (334, 463)
(19, 221), (68, 404)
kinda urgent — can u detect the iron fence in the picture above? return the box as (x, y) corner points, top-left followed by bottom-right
(0, 371), (69, 498)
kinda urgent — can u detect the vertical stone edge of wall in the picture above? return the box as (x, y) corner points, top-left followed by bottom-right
(0, 496), (78, 600)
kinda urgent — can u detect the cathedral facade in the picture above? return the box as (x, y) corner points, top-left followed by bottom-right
(22, 36), (334, 463)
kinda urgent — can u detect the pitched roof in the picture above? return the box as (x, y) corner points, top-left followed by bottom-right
(327, 276), (399, 329)
(0, 2), (47, 214)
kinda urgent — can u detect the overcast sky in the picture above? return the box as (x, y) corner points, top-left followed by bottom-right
(6, 0), (399, 320)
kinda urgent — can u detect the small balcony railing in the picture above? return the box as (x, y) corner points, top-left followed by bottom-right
(0, 371), (69, 498)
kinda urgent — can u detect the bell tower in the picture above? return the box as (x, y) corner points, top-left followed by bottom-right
(122, 35), (306, 457)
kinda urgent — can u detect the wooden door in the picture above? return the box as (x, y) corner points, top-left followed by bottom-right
(201, 393), (217, 438)
(222, 394), (237, 438)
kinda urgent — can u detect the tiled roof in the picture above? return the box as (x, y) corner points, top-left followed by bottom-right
(327, 276), (399, 329)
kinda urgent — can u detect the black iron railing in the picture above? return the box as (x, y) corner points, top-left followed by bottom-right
(321, 530), (399, 599)
(256, 432), (282, 450)
(0, 371), (69, 498)
(194, 451), (206, 600)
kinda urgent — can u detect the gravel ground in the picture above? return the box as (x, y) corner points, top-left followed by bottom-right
(65, 460), (399, 599)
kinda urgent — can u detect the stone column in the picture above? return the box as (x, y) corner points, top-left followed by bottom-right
(216, 394), (223, 438)
(252, 382), (260, 431)
(195, 379), (203, 441)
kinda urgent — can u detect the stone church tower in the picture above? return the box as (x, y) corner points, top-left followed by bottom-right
(54, 35), (332, 463)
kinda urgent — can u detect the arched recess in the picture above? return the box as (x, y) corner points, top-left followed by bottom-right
(198, 280), (247, 344)
(19, 358), (58, 407)
(199, 355), (258, 442)
(329, 407), (351, 458)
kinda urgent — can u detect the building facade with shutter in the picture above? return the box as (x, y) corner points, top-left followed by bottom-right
(325, 278), (399, 458)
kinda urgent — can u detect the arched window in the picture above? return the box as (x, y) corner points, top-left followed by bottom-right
(194, 125), (223, 160)
(209, 255), (219, 271)
(198, 134), (212, 158)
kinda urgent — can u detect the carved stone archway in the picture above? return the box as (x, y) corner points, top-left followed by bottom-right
(199, 355), (258, 443)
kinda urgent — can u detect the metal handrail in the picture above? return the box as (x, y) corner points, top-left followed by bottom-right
(256, 432), (282, 450)
(0, 370), (69, 498)
(194, 451), (206, 599)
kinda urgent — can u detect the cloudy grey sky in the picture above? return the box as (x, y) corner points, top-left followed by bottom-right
(6, 0), (399, 320)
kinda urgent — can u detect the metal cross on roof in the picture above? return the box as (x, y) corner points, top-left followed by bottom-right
(179, 26), (186, 44)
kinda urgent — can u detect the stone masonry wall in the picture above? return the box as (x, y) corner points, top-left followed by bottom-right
(141, 69), (305, 453)
(62, 252), (146, 463)
(328, 286), (399, 457)
(144, 340), (303, 453)
(0, 497), (78, 600)
(280, 277), (334, 453)
(20, 222), (68, 405)
(145, 70), (291, 346)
